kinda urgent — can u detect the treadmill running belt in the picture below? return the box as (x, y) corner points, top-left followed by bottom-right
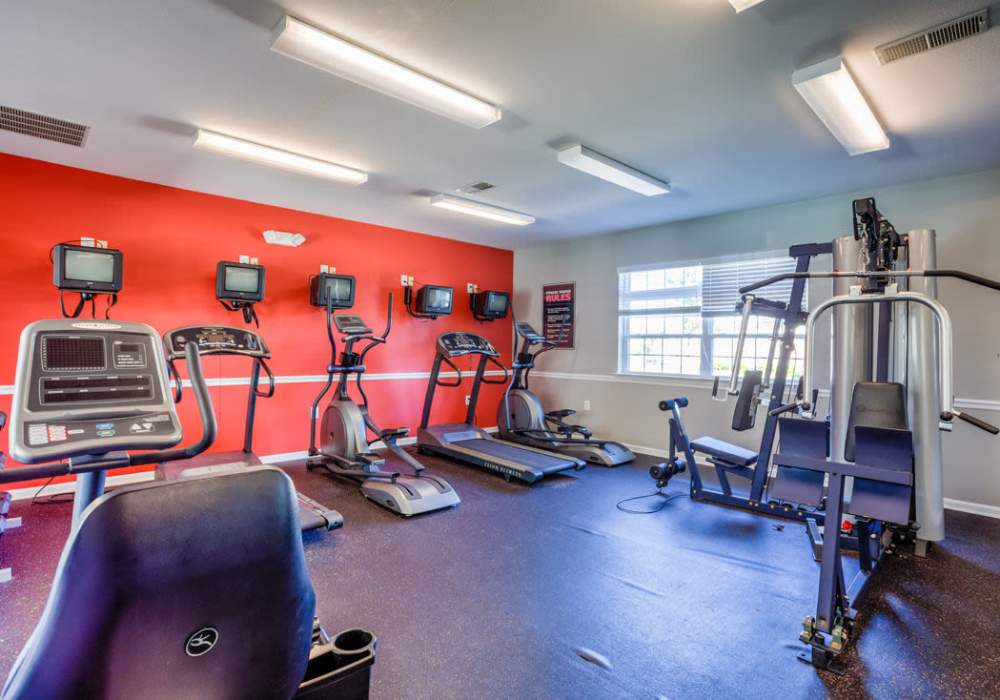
(453, 438), (577, 474)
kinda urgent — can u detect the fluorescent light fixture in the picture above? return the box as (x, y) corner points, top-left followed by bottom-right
(429, 194), (534, 226)
(271, 16), (501, 129)
(729, 0), (767, 11)
(192, 129), (367, 184)
(792, 57), (889, 156)
(557, 144), (670, 197)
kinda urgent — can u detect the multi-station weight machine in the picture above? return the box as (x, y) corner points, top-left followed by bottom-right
(653, 197), (1000, 672)
(650, 241), (831, 517)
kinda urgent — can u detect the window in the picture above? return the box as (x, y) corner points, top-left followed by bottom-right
(617, 254), (806, 380)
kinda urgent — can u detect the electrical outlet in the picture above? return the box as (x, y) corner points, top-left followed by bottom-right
(465, 395), (471, 406)
(239, 254), (250, 263)
(320, 264), (329, 273)
(467, 283), (477, 293)
(402, 274), (414, 287)
(583, 400), (591, 411)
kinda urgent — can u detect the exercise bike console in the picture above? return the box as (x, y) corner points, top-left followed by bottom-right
(10, 321), (184, 466)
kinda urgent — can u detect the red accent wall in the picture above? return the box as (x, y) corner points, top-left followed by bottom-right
(0, 154), (513, 485)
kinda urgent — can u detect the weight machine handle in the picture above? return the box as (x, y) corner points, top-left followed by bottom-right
(768, 402), (800, 418)
(659, 397), (688, 411)
(943, 410), (1000, 435)
(723, 295), (755, 397)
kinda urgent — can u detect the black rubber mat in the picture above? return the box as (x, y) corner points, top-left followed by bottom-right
(2, 455), (998, 699)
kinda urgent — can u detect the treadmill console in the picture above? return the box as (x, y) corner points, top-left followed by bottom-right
(437, 332), (498, 357)
(333, 315), (372, 336)
(514, 322), (547, 344)
(10, 320), (182, 463)
(163, 325), (269, 359)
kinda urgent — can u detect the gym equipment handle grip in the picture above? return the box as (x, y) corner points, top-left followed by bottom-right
(951, 410), (1000, 435)
(659, 397), (688, 411)
(768, 402), (800, 417)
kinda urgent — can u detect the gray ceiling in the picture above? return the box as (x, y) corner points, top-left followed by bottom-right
(2, 0), (998, 249)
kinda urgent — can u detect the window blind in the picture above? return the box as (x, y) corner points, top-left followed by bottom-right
(700, 255), (801, 316)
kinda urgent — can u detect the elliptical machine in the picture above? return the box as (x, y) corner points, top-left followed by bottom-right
(308, 290), (460, 516)
(497, 321), (634, 466)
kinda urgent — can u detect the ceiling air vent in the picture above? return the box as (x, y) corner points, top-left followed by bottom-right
(0, 106), (90, 147)
(875, 9), (989, 65)
(456, 181), (495, 195)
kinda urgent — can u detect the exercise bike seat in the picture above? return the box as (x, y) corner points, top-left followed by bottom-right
(690, 436), (758, 467)
(2, 468), (316, 700)
(546, 409), (576, 419)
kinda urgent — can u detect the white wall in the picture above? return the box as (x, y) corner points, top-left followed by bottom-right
(514, 168), (1000, 513)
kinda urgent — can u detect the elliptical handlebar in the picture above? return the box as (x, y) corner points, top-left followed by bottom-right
(379, 292), (393, 342)
(0, 342), (218, 484)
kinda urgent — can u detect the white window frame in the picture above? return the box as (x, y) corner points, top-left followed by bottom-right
(617, 251), (804, 381)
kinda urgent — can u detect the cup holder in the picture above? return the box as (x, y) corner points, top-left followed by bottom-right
(332, 628), (375, 657)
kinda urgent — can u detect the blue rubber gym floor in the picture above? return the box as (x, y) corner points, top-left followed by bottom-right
(2, 453), (998, 699)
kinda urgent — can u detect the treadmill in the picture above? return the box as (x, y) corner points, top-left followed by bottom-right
(417, 331), (585, 484)
(160, 325), (343, 532)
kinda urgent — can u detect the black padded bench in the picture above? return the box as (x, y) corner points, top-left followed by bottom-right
(689, 436), (759, 495)
(690, 436), (758, 467)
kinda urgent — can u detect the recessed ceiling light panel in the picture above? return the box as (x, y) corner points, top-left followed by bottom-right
(270, 16), (501, 129)
(193, 129), (368, 184)
(792, 57), (889, 156)
(429, 194), (534, 226)
(557, 144), (670, 197)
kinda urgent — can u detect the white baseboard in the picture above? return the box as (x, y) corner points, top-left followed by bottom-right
(259, 450), (310, 464)
(623, 441), (669, 459)
(942, 498), (1000, 520)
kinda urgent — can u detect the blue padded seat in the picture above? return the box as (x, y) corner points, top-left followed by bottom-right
(690, 436), (758, 467)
